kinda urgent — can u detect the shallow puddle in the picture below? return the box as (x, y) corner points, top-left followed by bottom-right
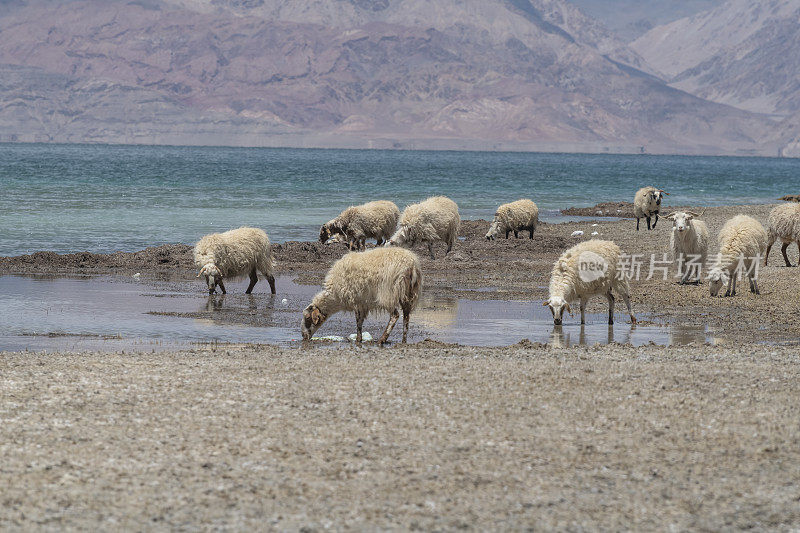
(0, 275), (720, 352)
(415, 295), (720, 347)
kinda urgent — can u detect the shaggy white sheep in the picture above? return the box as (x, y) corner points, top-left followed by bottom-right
(386, 196), (460, 259)
(708, 215), (767, 297)
(194, 227), (276, 295)
(764, 202), (800, 266)
(319, 200), (400, 251)
(486, 199), (539, 240)
(666, 211), (710, 284)
(634, 187), (668, 231)
(301, 247), (422, 344)
(544, 239), (636, 325)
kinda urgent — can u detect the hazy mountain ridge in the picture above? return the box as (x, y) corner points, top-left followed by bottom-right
(632, 0), (800, 116)
(568, 0), (723, 42)
(0, 0), (790, 154)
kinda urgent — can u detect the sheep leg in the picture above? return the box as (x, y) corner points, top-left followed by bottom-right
(266, 274), (276, 294)
(217, 279), (226, 295)
(751, 274), (761, 295)
(781, 242), (792, 267)
(620, 291), (636, 324)
(636, 218), (640, 231)
(764, 236), (775, 265)
(529, 227), (535, 239)
(725, 274), (736, 297)
(402, 310), (410, 343)
(646, 216), (652, 230)
(606, 292), (614, 325)
(505, 229), (511, 239)
(446, 239), (453, 255)
(355, 310), (365, 344)
(379, 309), (400, 345)
(245, 269), (258, 294)
(427, 242), (436, 260)
(514, 230), (519, 238)
(652, 213), (659, 229)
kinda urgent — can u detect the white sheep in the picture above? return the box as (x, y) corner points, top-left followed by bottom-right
(386, 196), (460, 259)
(764, 202), (800, 267)
(708, 215), (767, 297)
(485, 199), (539, 240)
(665, 211), (710, 284)
(194, 227), (276, 295)
(544, 239), (636, 325)
(301, 247), (422, 344)
(319, 200), (400, 251)
(634, 186), (668, 231)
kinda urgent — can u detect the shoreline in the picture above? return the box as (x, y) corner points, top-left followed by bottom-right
(1, 202), (798, 348)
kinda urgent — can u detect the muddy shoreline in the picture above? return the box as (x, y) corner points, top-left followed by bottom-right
(2, 203), (798, 346)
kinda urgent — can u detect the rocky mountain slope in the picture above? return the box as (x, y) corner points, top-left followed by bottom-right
(568, 0), (722, 42)
(631, 0), (800, 117)
(0, 0), (788, 154)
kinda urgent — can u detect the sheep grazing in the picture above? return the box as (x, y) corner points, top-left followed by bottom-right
(634, 186), (668, 231)
(708, 215), (767, 297)
(194, 227), (276, 295)
(319, 200), (400, 251)
(764, 202), (800, 267)
(386, 196), (460, 259)
(544, 239), (636, 325)
(301, 247), (422, 344)
(486, 199), (539, 240)
(666, 211), (710, 284)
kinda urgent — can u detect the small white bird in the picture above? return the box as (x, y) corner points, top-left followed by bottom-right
(349, 332), (373, 342)
(571, 230), (584, 237)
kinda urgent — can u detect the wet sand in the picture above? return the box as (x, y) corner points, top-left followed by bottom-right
(2, 202), (800, 529)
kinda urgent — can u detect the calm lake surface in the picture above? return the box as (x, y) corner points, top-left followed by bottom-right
(1, 143), (798, 255)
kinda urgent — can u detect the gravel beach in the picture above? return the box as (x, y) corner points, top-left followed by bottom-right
(2, 202), (799, 529)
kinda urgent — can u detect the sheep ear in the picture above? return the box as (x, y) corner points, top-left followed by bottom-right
(664, 212), (677, 220)
(542, 301), (549, 307)
(660, 190), (670, 195)
(558, 260), (568, 271)
(565, 303), (572, 314)
(311, 308), (323, 325)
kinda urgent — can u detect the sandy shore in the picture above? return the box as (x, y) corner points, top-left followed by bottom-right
(3, 343), (800, 530)
(2, 202), (800, 529)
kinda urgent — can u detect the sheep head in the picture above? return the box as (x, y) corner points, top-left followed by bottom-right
(543, 296), (571, 325)
(667, 211), (692, 234)
(708, 268), (729, 297)
(301, 303), (328, 340)
(198, 263), (222, 294)
(319, 223), (332, 243)
(485, 219), (501, 240)
(386, 225), (411, 248)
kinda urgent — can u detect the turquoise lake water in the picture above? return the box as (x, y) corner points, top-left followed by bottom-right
(1, 143), (798, 255)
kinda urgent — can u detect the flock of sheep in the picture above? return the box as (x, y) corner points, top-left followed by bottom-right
(192, 188), (800, 344)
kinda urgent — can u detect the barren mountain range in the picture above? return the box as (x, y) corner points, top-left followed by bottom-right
(0, 0), (797, 155)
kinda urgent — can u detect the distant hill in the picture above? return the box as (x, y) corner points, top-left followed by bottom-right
(567, 0), (723, 42)
(0, 0), (788, 155)
(631, 0), (800, 117)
